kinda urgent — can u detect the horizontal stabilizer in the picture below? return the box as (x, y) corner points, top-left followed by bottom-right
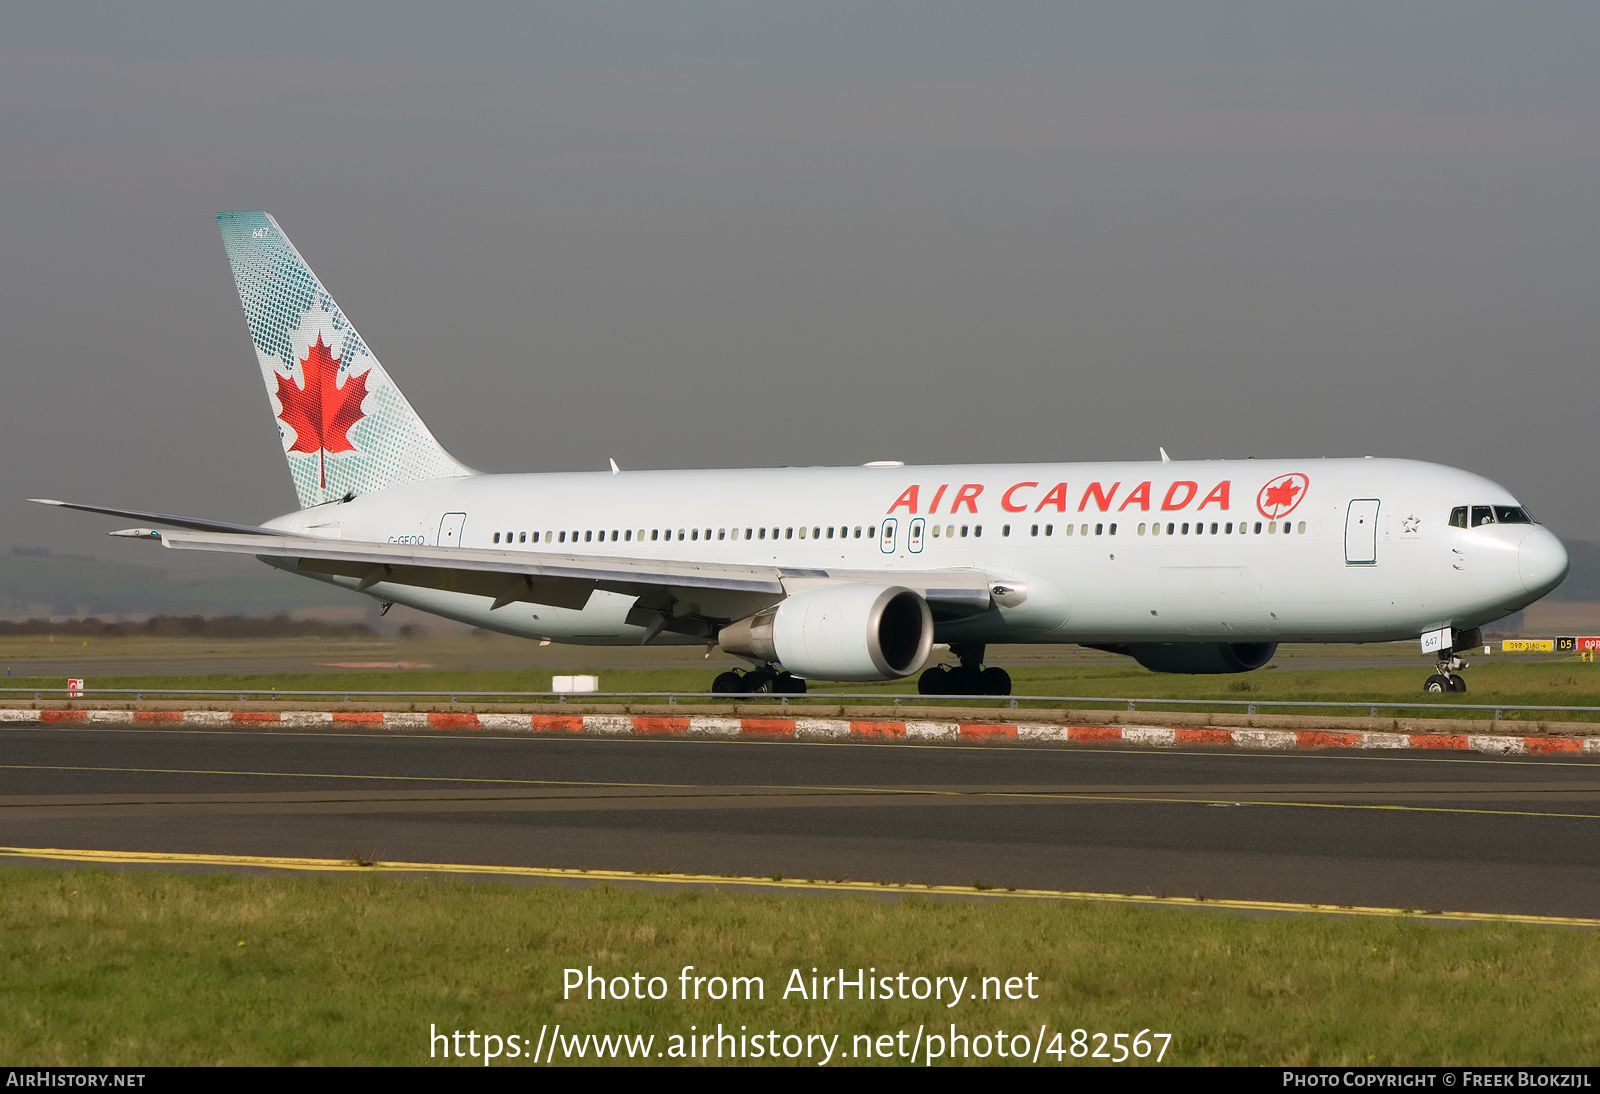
(30, 499), (276, 536)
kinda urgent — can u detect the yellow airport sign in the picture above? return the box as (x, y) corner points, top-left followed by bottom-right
(1502, 639), (1555, 652)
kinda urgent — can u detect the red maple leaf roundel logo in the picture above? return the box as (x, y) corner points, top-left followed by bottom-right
(275, 334), (371, 489)
(1257, 473), (1308, 519)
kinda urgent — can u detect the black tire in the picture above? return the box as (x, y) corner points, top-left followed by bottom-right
(773, 672), (807, 695)
(917, 667), (949, 696)
(944, 666), (982, 696)
(1424, 674), (1450, 694)
(1448, 674), (1467, 693)
(711, 671), (745, 695)
(744, 670), (777, 694)
(980, 667), (1012, 696)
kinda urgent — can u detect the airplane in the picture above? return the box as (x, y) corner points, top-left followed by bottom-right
(34, 211), (1570, 697)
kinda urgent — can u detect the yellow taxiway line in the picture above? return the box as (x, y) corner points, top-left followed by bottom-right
(1, 845), (1596, 928)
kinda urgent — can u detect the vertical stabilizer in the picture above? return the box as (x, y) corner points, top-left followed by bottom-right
(217, 211), (474, 508)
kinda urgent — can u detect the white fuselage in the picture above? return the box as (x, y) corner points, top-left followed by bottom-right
(263, 457), (1568, 647)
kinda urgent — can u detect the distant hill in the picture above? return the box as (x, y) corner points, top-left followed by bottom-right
(0, 547), (357, 618)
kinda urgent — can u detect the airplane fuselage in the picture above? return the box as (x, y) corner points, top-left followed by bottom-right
(261, 456), (1567, 648)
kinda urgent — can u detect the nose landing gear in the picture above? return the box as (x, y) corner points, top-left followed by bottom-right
(1422, 627), (1479, 694)
(917, 643), (1013, 696)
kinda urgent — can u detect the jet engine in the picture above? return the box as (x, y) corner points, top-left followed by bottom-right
(718, 584), (934, 681)
(1123, 641), (1278, 675)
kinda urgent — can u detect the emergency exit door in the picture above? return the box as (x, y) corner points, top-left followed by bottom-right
(1344, 500), (1380, 565)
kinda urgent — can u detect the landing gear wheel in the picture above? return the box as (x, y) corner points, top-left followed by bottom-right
(773, 672), (807, 695)
(1448, 674), (1467, 693)
(944, 666), (982, 695)
(917, 666), (949, 696)
(1424, 674), (1451, 694)
(711, 671), (745, 695)
(743, 669), (777, 694)
(979, 667), (1012, 696)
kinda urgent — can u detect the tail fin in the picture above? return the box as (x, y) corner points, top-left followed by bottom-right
(217, 211), (474, 509)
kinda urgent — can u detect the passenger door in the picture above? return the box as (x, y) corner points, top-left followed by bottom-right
(1344, 500), (1380, 565)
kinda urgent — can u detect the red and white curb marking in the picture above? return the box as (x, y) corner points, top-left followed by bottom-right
(3, 708), (1598, 755)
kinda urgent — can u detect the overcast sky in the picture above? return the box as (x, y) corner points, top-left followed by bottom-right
(6, 2), (1599, 566)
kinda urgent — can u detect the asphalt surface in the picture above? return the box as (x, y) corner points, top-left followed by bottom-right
(2, 724), (1598, 917)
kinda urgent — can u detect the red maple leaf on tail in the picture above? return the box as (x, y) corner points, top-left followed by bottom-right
(275, 334), (371, 489)
(1263, 478), (1301, 511)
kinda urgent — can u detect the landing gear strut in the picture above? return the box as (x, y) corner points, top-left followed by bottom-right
(711, 668), (806, 695)
(917, 643), (1012, 696)
(1424, 655), (1468, 694)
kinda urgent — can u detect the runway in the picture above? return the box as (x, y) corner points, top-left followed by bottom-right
(2, 724), (1598, 918)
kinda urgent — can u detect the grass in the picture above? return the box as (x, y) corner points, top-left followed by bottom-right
(3, 867), (1598, 1066)
(5, 658), (1600, 721)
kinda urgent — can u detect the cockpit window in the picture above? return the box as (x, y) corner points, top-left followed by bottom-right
(1493, 506), (1533, 524)
(1471, 505), (1496, 527)
(1449, 506), (1468, 529)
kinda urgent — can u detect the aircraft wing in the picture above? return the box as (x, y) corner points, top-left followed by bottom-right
(128, 528), (995, 622)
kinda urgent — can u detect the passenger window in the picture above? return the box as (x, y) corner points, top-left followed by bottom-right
(1064, 524), (1073, 537)
(1030, 524), (1038, 537)
(759, 528), (766, 539)
(1181, 523), (1189, 535)
(1080, 524), (1089, 536)
(691, 529), (699, 541)
(1166, 523), (1174, 535)
(533, 532), (541, 543)
(868, 526), (876, 539)
(1254, 522), (1262, 534)
(679, 529), (687, 541)
(1045, 524), (1053, 536)
(960, 525), (968, 537)
(1472, 506), (1495, 527)
(1209, 523), (1218, 534)
(584, 530), (592, 542)
(854, 526), (862, 538)
(558, 531), (566, 543)
(785, 528), (793, 539)
(1002, 525), (1010, 537)
(1296, 521), (1305, 534)
(974, 526), (983, 537)
(1095, 524), (1104, 536)
(1109, 523), (1117, 535)
(493, 532), (500, 543)
(1224, 523), (1232, 534)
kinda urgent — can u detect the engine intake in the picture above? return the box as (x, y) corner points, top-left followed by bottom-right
(719, 584), (934, 682)
(1124, 641), (1278, 675)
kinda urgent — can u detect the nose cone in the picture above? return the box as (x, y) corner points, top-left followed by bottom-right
(1520, 529), (1569, 596)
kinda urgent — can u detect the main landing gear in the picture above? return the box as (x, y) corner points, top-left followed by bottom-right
(917, 643), (1012, 696)
(711, 667), (806, 695)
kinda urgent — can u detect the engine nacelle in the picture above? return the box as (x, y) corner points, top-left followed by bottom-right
(719, 584), (934, 681)
(1125, 641), (1278, 675)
